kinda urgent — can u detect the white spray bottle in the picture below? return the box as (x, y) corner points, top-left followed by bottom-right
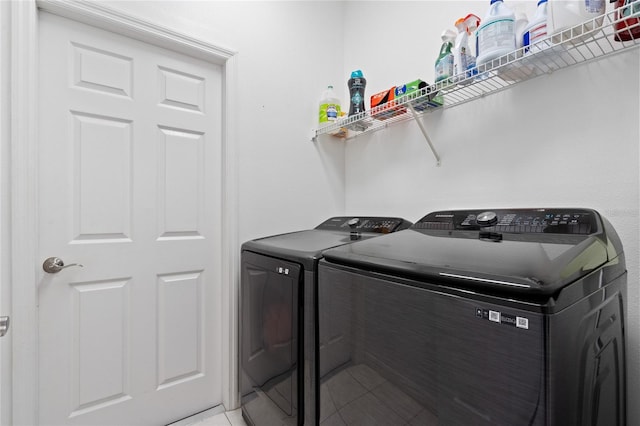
(453, 14), (481, 85)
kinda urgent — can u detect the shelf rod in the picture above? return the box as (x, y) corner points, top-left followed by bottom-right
(407, 103), (441, 166)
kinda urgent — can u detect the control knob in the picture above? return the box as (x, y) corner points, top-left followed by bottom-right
(476, 211), (498, 227)
(348, 218), (361, 240)
(347, 218), (361, 229)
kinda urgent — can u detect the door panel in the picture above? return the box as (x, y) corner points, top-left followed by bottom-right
(71, 279), (131, 416)
(157, 271), (204, 389)
(157, 127), (205, 238)
(71, 111), (132, 241)
(38, 11), (222, 425)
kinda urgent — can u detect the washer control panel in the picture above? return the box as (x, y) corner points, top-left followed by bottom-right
(414, 209), (598, 235)
(316, 216), (412, 234)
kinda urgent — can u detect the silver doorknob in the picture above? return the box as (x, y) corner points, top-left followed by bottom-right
(0, 316), (10, 337)
(42, 257), (83, 274)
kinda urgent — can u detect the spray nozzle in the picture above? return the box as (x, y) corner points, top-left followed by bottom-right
(441, 29), (457, 42)
(455, 13), (481, 34)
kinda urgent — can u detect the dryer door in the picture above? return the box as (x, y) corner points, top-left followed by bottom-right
(240, 251), (302, 418)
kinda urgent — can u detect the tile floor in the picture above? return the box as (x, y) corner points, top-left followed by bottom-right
(240, 363), (436, 426)
(191, 409), (247, 426)
(320, 364), (435, 426)
(169, 408), (247, 426)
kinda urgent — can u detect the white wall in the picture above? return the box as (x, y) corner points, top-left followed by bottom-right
(103, 0), (640, 422)
(0, 0), (347, 419)
(2, 0), (636, 422)
(341, 1), (640, 424)
(0, 2), (10, 425)
(103, 0), (348, 244)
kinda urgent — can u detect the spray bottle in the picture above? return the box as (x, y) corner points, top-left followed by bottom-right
(435, 29), (457, 84)
(453, 14), (481, 85)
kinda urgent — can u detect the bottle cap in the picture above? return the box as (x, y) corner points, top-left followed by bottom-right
(441, 29), (457, 41)
(455, 14), (480, 33)
(464, 14), (481, 33)
(351, 70), (364, 78)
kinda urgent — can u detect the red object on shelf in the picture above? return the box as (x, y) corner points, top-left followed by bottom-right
(612, 0), (640, 41)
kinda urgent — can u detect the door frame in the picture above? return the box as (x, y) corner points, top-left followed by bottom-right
(7, 1), (240, 423)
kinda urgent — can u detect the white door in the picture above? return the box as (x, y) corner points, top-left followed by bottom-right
(37, 11), (222, 425)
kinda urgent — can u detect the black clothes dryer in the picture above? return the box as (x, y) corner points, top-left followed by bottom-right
(240, 216), (412, 426)
(317, 208), (627, 426)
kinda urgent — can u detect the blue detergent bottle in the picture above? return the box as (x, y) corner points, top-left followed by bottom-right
(348, 70), (366, 116)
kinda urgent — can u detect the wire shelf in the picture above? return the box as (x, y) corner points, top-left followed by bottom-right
(313, 1), (640, 142)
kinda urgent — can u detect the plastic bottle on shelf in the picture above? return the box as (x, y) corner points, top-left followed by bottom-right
(347, 70), (367, 116)
(453, 14), (481, 84)
(612, 0), (640, 42)
(318, 85), (341, 126)
(476, 0), (516, 68)
(435, 29), (457, 84)
(547, 0), (605, 42)
(523, 0), (549, 53)
(330, 111), (349, 138)
(514, 10), (529, 50)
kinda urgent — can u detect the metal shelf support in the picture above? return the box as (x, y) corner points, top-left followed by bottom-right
(407, 103), (440, 166)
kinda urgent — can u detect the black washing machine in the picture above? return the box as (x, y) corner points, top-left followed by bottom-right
(240, 216), (412, 426)
(317, 208), (627, 426)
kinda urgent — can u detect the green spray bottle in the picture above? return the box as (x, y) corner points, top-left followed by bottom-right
(435, 29), (457, 84)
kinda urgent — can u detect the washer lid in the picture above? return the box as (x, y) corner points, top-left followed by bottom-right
(321, 208), (624, 297)
(242, 216), (412, 270)
(243, 229), (356, 269)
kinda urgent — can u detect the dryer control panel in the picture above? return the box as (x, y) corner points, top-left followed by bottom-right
(316, 216), (412, 234)
(413, 208), (599, 235)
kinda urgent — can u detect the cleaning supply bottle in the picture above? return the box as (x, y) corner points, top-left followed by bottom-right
(523, 0), (548, 53)
(514, 10), (529, 50)
(318, 85), (341, 126)
(453, 14), (481, 84)
(435, 29), (456, 84)
(548, 0), (605, 41)
(476, 0), (516, 68)
(348, 70), (366, 116)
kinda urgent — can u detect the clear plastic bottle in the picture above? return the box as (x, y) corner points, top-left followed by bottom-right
(435, 29), (457, 84)
(318, 85), (341, 126)
(476, 0), (516, 68)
